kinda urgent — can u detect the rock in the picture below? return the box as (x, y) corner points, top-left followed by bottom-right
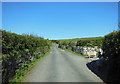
(59, 44), (103, 57)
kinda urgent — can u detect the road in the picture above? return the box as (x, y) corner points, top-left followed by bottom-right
(24, 43), (103, 82)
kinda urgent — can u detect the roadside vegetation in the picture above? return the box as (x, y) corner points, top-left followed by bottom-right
(52, 37), (103, 58)
(59, 48), (88, 57)
(53, 37), (104, 48)
(102, 30), (120, 82)
(2, 30), (51, 83)
(10, 50), (51, 83)
(2, 29), (120, 83)
(54, 30), (120, 82)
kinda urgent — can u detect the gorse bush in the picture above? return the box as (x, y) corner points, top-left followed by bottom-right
(2, 30), (51, 83)
(102, 30), (120, 82)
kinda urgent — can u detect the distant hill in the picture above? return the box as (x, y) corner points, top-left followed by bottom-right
(58, 37), (104, 42)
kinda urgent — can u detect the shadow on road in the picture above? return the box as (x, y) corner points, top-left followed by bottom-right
(86, 59), (108, 83)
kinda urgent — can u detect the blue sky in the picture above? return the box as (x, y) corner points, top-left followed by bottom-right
(2, 2), (118, 40)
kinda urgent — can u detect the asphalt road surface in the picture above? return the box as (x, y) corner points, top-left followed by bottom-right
(24, 43), (103, 82)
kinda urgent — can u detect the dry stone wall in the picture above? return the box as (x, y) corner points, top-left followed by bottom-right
(59, 44), (103, 56)
(2, 30), (51, 83)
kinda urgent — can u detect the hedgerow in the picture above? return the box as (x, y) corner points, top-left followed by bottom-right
(102, 30), (120, 82)
(76, 38), (103, 48)
(57, 37), (103, 48)
(2, 30), (51, 83)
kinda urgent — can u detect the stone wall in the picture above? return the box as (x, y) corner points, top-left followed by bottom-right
(2, 30), (51, 83)
(59, 44), (103, 57)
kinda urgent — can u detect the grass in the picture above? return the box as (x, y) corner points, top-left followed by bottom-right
(9, 49), (51, 83)
(59, 37), (104, 42)
(59, 48), (88, 57)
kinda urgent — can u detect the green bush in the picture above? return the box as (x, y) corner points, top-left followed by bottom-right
(2, 30), (51, 83)
(76, 38), (103, 48)
(58, 37), (103, 48)
(102, 30), (120, 82)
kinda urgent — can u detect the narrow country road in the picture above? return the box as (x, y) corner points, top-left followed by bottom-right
(24, 43), (103, 82)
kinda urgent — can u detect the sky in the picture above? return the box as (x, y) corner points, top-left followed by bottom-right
(2, 2), (118, 40)
(2, 0), (120, 2)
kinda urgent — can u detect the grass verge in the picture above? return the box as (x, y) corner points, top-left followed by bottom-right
(9, 49), (51, 83)
(59, 48), (88, 57)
